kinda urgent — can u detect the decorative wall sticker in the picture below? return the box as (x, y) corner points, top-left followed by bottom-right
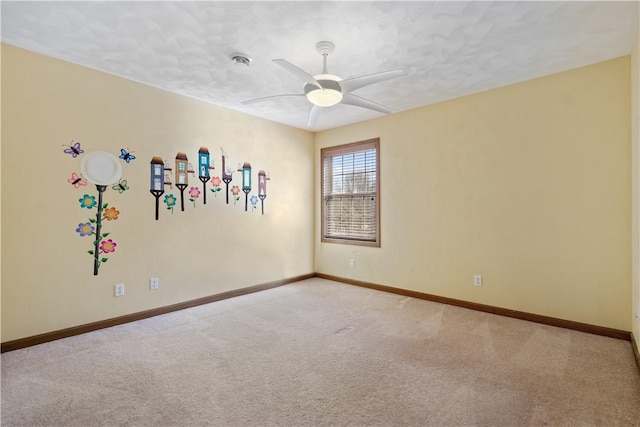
(258, 170), (270, 215)
(119, 148), (136, 163)
(67, 172), (87, 189)
(230, 185), (241, 205)
(221, 147), (234, 204)
(239, 162), (252, 211)
(164, 194), (177, 213)
(163, 160), (173, 188)
(175, 152), (189, 211)
(250, 195), (259, 212)
(99, 239), (117, 255)
(189, 186), (200, 207)
(112, 179), (129, 194)
(147, 148), (272, 219)
(63, 140), (84, 158)
(79, 151), (123, 275)
(79, 193), (97, 209)
(210, 176), (222, 197)
(76, 222), (94, 237)
(150, 156), (165, 220)
(102, 206), (120, 221)
(197, 147), (213, 205)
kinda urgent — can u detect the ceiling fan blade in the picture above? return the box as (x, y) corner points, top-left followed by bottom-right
(339, 69), (407, 93)
(241, 93), (305, 105)
(307, 105), (322, 126)
(341, 93), (392, 115)
(273, 59), (322, 89)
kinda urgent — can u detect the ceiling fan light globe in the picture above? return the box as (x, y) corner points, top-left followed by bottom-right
(306, 74), (343, 107)
(306, 88), (342, 107)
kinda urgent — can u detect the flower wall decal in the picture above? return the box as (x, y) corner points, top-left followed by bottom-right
(79, 194), (97, 209)
(76, 197), (119, 272)
(76, 222), (95, 237)
(164, 194), (177, 213)
(230, 185), (241, 206)
(102, 207), (120, 221)
(210, 176), (222, 197)
(189, 186), (200, 207)
(100, 239), (117, 254)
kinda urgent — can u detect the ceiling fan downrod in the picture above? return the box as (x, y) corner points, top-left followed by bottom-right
(315, 41), (335, 74)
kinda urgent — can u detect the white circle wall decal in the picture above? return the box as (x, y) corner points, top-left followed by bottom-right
(80, 151), (123, 185)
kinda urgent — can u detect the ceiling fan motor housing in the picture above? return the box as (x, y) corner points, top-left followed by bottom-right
(304, 79), (341, 94)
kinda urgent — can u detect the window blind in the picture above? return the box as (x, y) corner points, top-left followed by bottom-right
(321, 139), (379, 245)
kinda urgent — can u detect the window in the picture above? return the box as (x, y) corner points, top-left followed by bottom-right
(321, 138), (380, 247)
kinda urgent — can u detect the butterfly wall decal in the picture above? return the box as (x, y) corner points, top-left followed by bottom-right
(119, 148), (136, 163)
(63, 141), (84, 158)
(67, 172), (87, 189)
(112, 179), (130, 194)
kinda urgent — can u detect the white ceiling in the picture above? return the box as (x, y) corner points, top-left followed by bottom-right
(1, 1), (638, 131)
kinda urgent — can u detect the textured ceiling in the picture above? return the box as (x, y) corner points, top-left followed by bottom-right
(1, 1), (638, 131)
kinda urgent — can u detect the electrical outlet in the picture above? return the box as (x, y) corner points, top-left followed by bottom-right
(150, 277), (159, 290)
(115, 283), (125, 297)
(349, 258), (355, 268)
(474, 275), (482, 287)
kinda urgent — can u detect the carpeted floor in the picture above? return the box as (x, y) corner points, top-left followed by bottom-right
(2, 278), (639, 426)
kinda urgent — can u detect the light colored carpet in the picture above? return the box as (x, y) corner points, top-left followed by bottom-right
(2, 278), (639, 426)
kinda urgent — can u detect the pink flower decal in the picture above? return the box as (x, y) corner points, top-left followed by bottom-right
(210, 176), (222, 197)
(189, 187), (200, 198)
(100, 239), (117, 254)
(231, 185), (241, 205)
(189, 186), (201, 207)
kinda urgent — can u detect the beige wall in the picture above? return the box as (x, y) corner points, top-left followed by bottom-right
(315, 57), (632, 331)
(1, 42), (635, 343)
(632, 7), (640, 353)
(1, 44), (315, 342)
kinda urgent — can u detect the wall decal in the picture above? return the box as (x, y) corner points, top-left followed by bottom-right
(79, 193), (97, 209)
(64, 142), (129, 275)
(189, 186), (200, 207)
(67, 172), (87, 189)
(197, 146), (214, 205)
(150, 156), (165, 220)
(112, 179), (129, 194)
(231, 185), (241, 205)
(258, 170), (270, 215)
(148, 148), (271, 218)
(163, 160), (173, 188)
(119, 148), (136, 163)
(175, 152), (189, 211)
(164, 194), (177, 213)
(79, 151), (123, 275)
(210, 176), (222, 197)
(63, 140), (84, 158)
(239, 162), (252, 211)
(221, 147), (235, 204)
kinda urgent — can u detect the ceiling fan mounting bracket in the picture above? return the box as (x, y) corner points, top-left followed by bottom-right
(315, 41), (335, 56)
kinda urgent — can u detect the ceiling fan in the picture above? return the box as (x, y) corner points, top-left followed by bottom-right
(241, 41), (407, 127)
